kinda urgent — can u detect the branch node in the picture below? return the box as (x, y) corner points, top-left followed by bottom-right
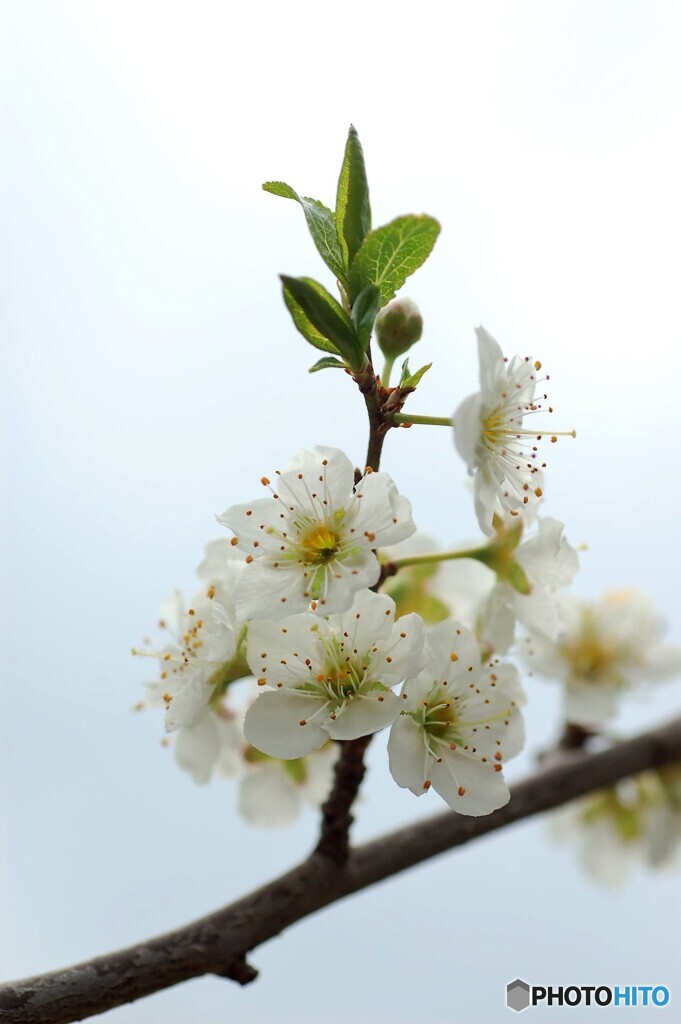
(213, 955), (258, 986)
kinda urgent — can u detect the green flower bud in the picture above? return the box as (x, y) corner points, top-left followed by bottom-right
(374, 298), (423, 359)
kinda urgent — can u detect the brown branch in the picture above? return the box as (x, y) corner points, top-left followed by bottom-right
(315, 733), (373, 862)
(354, 354), (387, 474)
(3, 715), (681, 1024)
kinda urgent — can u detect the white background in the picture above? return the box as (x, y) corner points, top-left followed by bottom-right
(3, 1), (681, 1020)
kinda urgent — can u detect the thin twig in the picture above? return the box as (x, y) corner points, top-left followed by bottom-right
(2, 715), (680, 1024)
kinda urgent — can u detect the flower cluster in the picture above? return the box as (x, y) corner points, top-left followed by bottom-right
(523, 589), (681, 728)
(135, 130), (680, 868)
(138, 444), (534, 819)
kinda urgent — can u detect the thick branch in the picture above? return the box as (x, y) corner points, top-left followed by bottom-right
(3, 715), (681, 1024)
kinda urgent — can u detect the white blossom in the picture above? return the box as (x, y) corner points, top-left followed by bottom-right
(218, 445), (415, 620)
(243, 590), (425, 758)
(137, 542), (247, 734)
(388, 621), (525, 815)
(452, 326), (574, 536)
(524, 589), (681, 727)
(552, 769), (681, 887)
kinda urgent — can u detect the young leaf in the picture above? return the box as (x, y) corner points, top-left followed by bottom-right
(280, 275), (364, 368)
(335, 126), (372, 271)
(308, 356), (348, 373)
(282, 286), (341, 355)
(349, 215), (441, 305)
(399, 359), (433, 389)
(351, 284), (381, 351)
(263, 182), (347, 286)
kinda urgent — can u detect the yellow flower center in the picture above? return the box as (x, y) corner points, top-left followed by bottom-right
(300, 524), (340, 564)
(482, 410), (508, 445)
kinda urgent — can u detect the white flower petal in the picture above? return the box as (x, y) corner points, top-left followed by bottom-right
(244, 689), (328, 758)
(517, 517), (579, 588)
(378, 613), (427, 686)
(425, 619), (482, 681)
(474, 469), (502, 537)
(233, 560), (309, 620)
(165, 668), (213, 731)
(174, 714), (221, 784)
(314, 552), (380, 614)
(213, 716), (243, 777)
(326, 689), (401, 741)
(300, 744), (338, 807)
(350, 472), (415, 546)
(480, 584), (516, 653)
(513, 584), (563, 643)
(217, 497), (284, 549)
(388, 714), (429, 796)
(431, 754), (510, 815)
(238, 765), (300, 828)
(284, 445), (355, 510)
(475, 325), (506, 395)
(246, 613), (322, 684)
(452, 392), (482, 473)
(334, 590), (398, 652)
(196, 538), (246, 584)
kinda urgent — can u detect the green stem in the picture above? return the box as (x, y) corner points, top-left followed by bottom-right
(393, 412), (451, 427)
(392, 545), (490, 570)
(381, 355), (395, 388)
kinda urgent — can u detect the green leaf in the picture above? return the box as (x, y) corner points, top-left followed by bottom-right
(351, 284), (381, 351)
(335, 126), (372, 271)
(283, 286), (341, 355)
(349, 214), (441, 305)
(280, 275), (364, 368)
(262, 180), (299, 201)
(263, 181), (346, 286)
(308, 356), (348, 373)
(399, 359), (433, 389)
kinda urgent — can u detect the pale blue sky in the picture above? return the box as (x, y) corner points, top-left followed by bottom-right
(3, 1), (681, 1020)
